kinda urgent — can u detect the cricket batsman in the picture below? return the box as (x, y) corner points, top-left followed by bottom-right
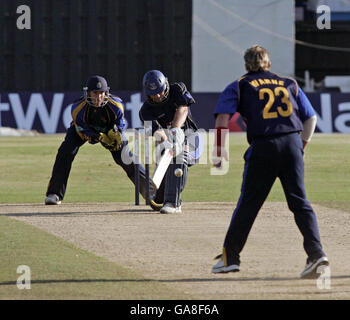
(139, 70), (201, 214)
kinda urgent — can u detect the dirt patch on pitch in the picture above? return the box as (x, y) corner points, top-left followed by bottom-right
(2, 202), (350, 299)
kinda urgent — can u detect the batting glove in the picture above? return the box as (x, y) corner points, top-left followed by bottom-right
(167, 127), (185, 156)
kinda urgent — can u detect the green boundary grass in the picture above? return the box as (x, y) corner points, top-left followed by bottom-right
(1, 133), (349, 205)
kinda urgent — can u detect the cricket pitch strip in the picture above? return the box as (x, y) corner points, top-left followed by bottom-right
(2, 201), (350, 299)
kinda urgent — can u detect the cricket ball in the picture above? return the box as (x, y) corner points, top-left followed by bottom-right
(174, 168), (183, 177)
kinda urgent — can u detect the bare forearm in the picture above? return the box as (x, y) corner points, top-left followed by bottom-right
(301, 115), (316, 142)
(172, 106), (188, 128)
(301, 115), (317, 149)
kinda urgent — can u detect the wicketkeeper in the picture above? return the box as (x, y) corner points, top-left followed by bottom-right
(45, 75), (153, 205)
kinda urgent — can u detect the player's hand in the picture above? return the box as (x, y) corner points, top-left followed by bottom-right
(90, 132), (102, 144)
(107, 128), (122, 148)
(99, 130), (122, 152)
(167, 127), (185, 156)
(302, 140), (307, 150)
(212, 146), (228, 168)
(301, 140), (308, 159)
(99, 133), (114, 150)
(162, 140), (173, 150)
(154, 129), (168, 143)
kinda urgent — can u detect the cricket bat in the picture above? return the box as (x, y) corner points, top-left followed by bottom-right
(151, 148), (173, 189)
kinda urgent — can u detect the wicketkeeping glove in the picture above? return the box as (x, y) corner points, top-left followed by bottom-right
(99, 129), (122, 152)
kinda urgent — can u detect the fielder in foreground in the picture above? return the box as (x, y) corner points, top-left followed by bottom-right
(140, 70), (200, 214)
(211, 45), (329, 279)
(45, 75), (153, 205)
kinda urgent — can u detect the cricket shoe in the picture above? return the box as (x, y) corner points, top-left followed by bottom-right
(300, 256), (329, 279)
(212, 254), (240, 274)
(160, 203), (181, 214)
(45, 194), (61, 205)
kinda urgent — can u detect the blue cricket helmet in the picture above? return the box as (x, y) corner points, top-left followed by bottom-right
(142, 70), (169, 97)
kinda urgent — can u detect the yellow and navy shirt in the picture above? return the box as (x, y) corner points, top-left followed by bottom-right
(71, 95), (125, 143)
(214, 71), (316, 142)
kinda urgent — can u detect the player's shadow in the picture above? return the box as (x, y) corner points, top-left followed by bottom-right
(4, 209), (158, 217)
(1, 275), (349, 286)
(115, 209), (158, 214)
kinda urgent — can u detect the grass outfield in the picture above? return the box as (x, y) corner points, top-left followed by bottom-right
(0, 133), (349, 300)
(0, 133), (349, 209)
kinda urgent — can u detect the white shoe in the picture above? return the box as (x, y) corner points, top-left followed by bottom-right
(300, 256), (329, 279)
(160, 203), (181, 214)
(45, 194), (61, 205)
(212, 258), (240, 274)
